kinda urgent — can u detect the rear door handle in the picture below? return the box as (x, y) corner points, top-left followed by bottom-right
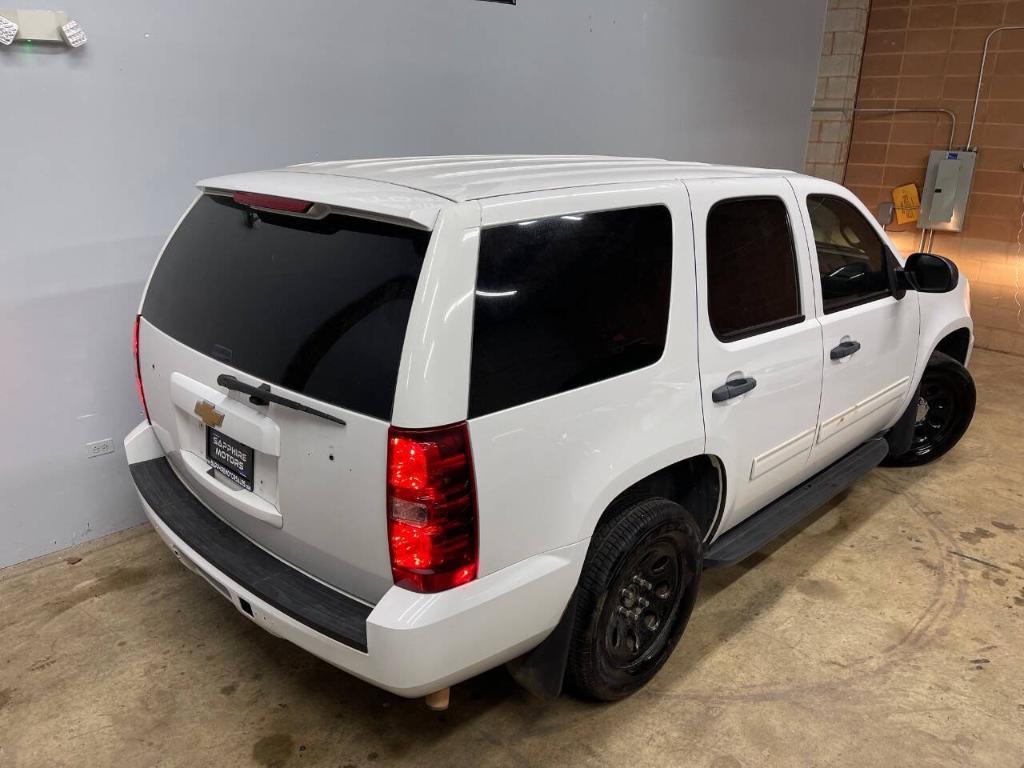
(712, 376), (757, 403)
(830, 340), (862, 360)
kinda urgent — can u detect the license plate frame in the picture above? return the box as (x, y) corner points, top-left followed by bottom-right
(206, 427), (255, 491)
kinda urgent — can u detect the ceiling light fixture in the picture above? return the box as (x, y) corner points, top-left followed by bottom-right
(59, 18), (85, 47)
(0, 14), (17, 45)
(0, 9), (86, 48)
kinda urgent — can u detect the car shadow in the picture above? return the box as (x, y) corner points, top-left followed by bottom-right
(194, 468), (919, 762)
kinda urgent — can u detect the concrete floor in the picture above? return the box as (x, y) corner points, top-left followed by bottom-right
(2, 348), (1023, 768)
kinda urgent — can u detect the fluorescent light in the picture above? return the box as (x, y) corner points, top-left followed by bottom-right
(475, 289), (518, 298)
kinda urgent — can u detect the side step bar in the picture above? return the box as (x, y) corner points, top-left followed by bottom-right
(704, 437), (889, 568)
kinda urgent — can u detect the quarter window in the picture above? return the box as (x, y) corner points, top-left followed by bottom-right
(469, 206), (672, 418)
(705, 197), (802, 341)
(806, 194), (891, 313)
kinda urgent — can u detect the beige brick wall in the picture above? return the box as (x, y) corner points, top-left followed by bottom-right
(845, 0), (1024, 357)
(805, 0), (871, 183)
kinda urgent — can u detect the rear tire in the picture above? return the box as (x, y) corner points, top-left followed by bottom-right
(884, 351), (975, 467)
(566, 497), (702, 701)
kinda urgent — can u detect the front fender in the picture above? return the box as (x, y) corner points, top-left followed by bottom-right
(918, 276), (974, 376)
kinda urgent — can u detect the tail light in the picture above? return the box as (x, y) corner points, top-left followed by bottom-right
(232, 190), (313, 213)
(387, 422), (477, 592)
(133, 315), (150, 423)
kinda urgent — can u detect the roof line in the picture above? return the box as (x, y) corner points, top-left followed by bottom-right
(468, 172), (791, 201)
(368, 155), (632, 175)
(294, 154), (574, 170)
(429, 159), (708, 181)
(283, 168), (461, 203)
(285, 166), (796, 204)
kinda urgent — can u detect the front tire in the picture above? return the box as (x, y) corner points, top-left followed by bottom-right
(884, 351), (976, 467)
(566, 497), (702, 701)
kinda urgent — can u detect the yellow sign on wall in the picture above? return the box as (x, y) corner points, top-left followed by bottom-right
(892, 183), (920, 225)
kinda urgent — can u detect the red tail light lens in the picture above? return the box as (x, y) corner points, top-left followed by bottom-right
(387, 422), (477, 592)
(133, 314), (150, 423)
(232, 190), (313, 213)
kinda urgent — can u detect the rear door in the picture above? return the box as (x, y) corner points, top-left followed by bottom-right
(138, 192), (434, 603)
(686, 177), (824, 533)
(467, 183), (702, 573)
(790, 181), (920, 469)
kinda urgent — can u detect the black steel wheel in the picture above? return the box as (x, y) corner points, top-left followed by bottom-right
(884, 351), (975, 467)
(566, 497), (702, 701)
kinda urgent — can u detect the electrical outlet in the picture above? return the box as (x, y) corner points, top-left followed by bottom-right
(86, 438), (114, 459)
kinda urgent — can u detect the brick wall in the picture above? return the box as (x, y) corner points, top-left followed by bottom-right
(845, 0), (1024, 356)
(805, 0), (871, 183)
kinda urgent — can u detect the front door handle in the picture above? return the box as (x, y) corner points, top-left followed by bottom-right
(830, 340), (862, 360)
(712, 376), (757, 403)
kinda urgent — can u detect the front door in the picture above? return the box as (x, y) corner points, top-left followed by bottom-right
(789, 181), (920, 469)
(687, 178), (825, 534)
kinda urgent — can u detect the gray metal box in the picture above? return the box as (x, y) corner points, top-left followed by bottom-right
(917, 150), (976, 232)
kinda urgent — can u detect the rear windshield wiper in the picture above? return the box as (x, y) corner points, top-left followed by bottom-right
(216, 374), (347, 427)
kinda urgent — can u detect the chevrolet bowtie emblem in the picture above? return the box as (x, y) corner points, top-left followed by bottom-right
(194, 400), (225, 428)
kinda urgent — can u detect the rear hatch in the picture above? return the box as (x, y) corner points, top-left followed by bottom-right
(138, 188), (434, 604)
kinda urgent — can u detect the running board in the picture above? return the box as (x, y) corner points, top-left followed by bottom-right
(704, 437), (889, 568)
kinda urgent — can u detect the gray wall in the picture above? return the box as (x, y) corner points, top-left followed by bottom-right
(0, 0), (826, 567)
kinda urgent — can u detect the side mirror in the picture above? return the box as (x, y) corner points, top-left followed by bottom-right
(886, 249), (907, 300)
(903, 252), (959, 293)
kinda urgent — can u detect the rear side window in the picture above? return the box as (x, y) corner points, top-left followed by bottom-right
(469, 206), (672, 418)
(806, 194), (891, 313)
(142, 194), (429, 420)
(706, 197), (802, 341)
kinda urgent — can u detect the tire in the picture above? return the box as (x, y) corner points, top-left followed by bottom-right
(884, 351), (976, 467)
(566, 497), (702, 701)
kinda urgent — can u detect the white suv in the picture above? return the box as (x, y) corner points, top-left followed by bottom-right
(125, 156), (975, 703)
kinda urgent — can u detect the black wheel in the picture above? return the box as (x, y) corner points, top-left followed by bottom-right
(884, 351), (975, 467)
(566, 497), (702, 701)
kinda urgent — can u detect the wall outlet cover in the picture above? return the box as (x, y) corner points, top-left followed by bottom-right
(86, 438), (114, 458)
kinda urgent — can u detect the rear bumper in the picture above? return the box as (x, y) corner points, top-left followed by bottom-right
(124, 421), (587, 698)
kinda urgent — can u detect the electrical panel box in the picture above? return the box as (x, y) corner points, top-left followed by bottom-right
(917, 150), (976, 232)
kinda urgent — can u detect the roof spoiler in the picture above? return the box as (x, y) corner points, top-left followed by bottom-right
(197, 170), (443, 230)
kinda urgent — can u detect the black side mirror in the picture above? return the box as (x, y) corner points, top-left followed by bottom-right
(903, 252), (959, 293)
(886, 249), (907, 300)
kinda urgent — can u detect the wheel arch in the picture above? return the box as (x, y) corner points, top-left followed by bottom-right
(596, 454), (726, 544)
(933, 326), (971, 365)
(508, 454), (722, 700)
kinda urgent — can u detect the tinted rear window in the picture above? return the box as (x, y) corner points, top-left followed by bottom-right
(469, 206), (672, 418)
(705, 197), (802, 341)
(143, 195), (429, 420)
